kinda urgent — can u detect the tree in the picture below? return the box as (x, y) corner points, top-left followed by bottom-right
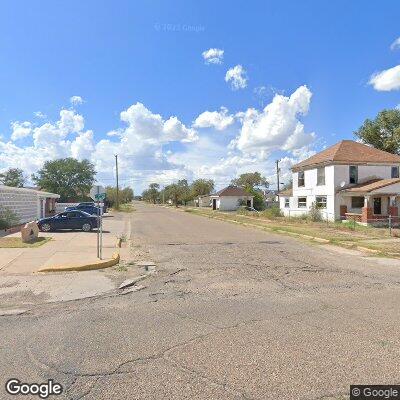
(164, 183), (184, 206)
(32, 158), (96, 202)
(106, 186), (134, 207)
(190, 179), (214, 197)
(178, 179), (192, 205)
(354, 109), (400, 154)
(142, 183), (160, 204)
(246, 188), (266, 211)
(231, 172), (269, 190)
(0, 168), (25, 187)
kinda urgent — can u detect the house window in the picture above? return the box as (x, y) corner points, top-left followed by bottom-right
(284, 198), (290, 208)
(298, 197), (307, 208)
(317, 167), (325, 186)
(392, 166), (399, 178)
(315, 196), (327, 209)
(349, 165), (358, 184)
(298, 171), (305, 187)
(351, 196), (364, 209)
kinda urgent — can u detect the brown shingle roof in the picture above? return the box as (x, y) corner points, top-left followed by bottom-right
(340, 178), (400, 193)
(212, 186), (251, 197)
(292, 140), (400, 171)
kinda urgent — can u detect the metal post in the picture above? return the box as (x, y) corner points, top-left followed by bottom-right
(115, 154), (119, 209)
(97, 199), (100, 258)
(99, 204), (103, 259)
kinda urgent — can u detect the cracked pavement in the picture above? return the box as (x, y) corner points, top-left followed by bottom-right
(2, 201), (400, 399)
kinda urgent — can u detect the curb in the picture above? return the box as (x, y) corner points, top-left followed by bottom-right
(37, 237), (123, 273)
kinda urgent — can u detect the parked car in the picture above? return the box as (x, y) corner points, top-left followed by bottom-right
(239, 206), (260, 213)
(65, 204), (101, 215)
(65, 202), (107, 213)
(38, 210), (99, 232)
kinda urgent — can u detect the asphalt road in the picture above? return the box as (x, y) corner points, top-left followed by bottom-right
(2, 201), (400, 400)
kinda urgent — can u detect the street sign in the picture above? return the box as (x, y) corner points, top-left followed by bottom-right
(90, 185), (106, 201)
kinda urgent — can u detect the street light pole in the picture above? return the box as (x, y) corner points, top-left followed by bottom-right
(276, 159), (281, 197)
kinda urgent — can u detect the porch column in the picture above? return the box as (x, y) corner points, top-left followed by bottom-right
(389, 196), (398, 218)
(361, 195), (373, 223)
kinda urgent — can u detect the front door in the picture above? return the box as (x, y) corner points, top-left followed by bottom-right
(373, 197), (382, 215)
(246, 199), (251, 207)
(212, 199), (217, 210)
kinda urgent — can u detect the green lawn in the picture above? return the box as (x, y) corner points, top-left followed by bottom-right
(0, 236), (51, 248)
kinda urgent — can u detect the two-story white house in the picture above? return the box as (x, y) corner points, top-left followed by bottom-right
(279, 140), (400, 223)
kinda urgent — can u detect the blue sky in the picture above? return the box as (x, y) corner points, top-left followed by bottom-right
(1, 0), (400, 192)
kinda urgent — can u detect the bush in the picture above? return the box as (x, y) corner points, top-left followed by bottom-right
(0, 206), (19, 229)
(307, 202), (322, 222)
(260, 206), (282, 219)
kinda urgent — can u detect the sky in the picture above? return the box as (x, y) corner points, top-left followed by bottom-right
(1, 0), (400, 194)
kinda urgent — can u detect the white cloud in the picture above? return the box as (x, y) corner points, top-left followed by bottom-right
(390, 37), (400, 51)
(0, 90), (317, 193)
(70, 95), (84, 106)
(10, 121), (32, 141)
(369, 65), (400, 91)
(225, 65), (248, 90)
(71, 130), (95, 160)
(33, 111), (46, 119)
(202, 48), (224, 64)
(119, 102), (197, 143)
(233, 85), (315, 156)
(194, 107), (235, 131)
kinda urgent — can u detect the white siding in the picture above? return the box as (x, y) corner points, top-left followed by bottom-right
(0, 187), (39, 223)
(213, 196), (253, 211)
(0, 186), (60, 225)
(284, 164), (400, 220)
(290, 166), (335, 220)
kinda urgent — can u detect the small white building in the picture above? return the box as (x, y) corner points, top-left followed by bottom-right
(210, 186), (254, 211)
(0, 185), (60, 225)
(194, 195), (211, 207)
(279, 140), (400, 223)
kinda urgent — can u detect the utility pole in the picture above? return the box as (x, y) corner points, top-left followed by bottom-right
(115, 154), (119, 209)
(276, 159), (280, 197)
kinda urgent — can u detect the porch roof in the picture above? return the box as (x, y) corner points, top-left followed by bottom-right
(340, 178), (400, 194)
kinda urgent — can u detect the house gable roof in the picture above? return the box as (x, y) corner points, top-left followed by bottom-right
(211, 186), (252, 197)
(292, 140), (400, 171)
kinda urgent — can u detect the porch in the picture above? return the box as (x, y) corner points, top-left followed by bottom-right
(339, 178), (400, 225)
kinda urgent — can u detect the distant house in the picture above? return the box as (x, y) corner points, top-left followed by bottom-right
(279, 140), (400, 223)
(0, 185), (60, 225)
(194, 195), (211, 207)
(262, 189), (278, 208)
(210, 186), (254, 211)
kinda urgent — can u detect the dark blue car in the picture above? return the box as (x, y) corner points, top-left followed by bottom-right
(65, 204), (101, 215)
(38, 210), (99, 232)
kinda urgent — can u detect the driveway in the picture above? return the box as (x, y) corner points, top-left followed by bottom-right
(0, 212), (135, 307)
(1, 201), (400, 399)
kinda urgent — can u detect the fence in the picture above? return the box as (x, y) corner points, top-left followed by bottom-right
(283, 209), (399, 236)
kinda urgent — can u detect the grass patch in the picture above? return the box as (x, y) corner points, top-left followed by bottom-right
(183, 206), (400, 257)
(0, 236), (51, 248)
(113, 203), (135, 213)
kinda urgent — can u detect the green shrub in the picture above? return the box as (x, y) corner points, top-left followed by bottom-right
(260, 206), (282, 219)
(307, 202), (322, 222)
(0, 206), (19, 229)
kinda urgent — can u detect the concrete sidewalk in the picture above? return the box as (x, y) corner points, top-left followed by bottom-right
(0, 215), (125, 275)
